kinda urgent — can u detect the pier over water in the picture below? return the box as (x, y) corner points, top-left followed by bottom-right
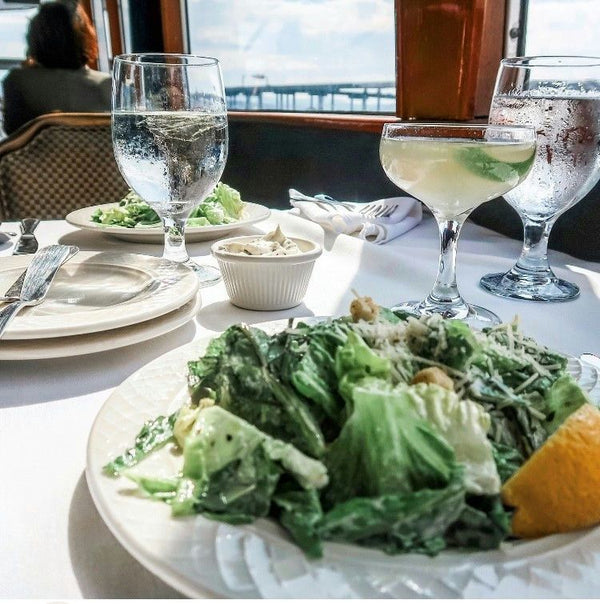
(226, 81), (396, 112)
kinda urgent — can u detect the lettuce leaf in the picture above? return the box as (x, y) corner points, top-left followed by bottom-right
(319, 467), (466, 556)
(187, 325), (325, 458)
(543, 374), (591, 434)
(103, 412), (177, 476)
(181, 407), (313, 478)
(267, 319), (352, 438)
(491, 441), (524, 484)
(334, 330), (392, 406)
(324, 376), (457, 507)
(404, 315), (480, 370)
(398, 382), (501, 495)
(444, 494), (511, 550)
(273, 486), (324, 559)
(133, 406), (328, 522)
(203, 182), (243, 219)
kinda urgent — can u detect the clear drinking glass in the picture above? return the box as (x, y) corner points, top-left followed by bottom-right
(112, 53), (228, 286)
(380, 123), (536, 328)
(480, 56), (600, 301)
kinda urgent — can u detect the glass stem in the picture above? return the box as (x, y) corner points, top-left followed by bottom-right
(162, 214), (189, 264)
(515, 219), (554, 275)
(426, 217), (466, 306)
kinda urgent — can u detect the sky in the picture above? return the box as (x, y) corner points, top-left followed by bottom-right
(524, 0), (600, 56)
(0, 6), (35, 59)
(186, 0), (395, 87)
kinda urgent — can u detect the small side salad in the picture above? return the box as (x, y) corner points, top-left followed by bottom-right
(104, 299), (592, 559)
(91, 182), (244, 228)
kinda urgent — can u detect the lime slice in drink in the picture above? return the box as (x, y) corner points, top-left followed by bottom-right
(456, 146), (535, 182)
(480, 144), (535, 164)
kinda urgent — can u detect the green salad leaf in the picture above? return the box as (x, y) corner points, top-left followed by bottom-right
(268, 319), (352, 436)
(91, 182), (244, 228)
(273, 486), (324, 558)
(131, 405), (327, 522)
(205, 182), (243, 219)
(103, 412), (177, 476)
(397, 382), (501, 495)
(186, 182), (244, 227)
(491, 442), (524, 483)
(187, 324), (325, 458)
(444, 494), (512, 550)
(324, 375), (458, 506)
(543, 374), (591, 434)
(319, 466), (467, 556)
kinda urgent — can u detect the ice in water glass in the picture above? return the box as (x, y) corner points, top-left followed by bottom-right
(380, 123), (536, 328)
(112, 53), (228, 286)
(480, 56), (600, 301)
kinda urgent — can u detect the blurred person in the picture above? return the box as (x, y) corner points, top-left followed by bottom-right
(1, 1), (111, 135)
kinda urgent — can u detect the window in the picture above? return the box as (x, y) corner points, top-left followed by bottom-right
(0, 3), (36, 136)
(522, 0), (600, 56)
(185, 0), (396, 113)
(0, 7), (33, 61)
(0, 4), (36, 66)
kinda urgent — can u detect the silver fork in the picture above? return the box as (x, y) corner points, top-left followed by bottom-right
(289, 190), (358, 211)
(359, 199), (401, 219)
(317, 197), (400, 218)
(312, 195), (358, 211)
(290, 189), (401, 218)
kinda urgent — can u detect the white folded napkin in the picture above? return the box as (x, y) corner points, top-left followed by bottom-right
(289, 189), (422, 244)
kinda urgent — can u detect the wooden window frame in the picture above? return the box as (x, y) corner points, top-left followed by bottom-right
(103, 0), (509, 131)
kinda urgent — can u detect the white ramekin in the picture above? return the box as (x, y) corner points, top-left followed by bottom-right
(211, 235), (322, 310)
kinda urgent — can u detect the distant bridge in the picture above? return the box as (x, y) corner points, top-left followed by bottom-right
(225, 81), (396, 112)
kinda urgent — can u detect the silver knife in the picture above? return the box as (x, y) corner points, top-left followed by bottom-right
(13, 218), (40, 255)
(0, 244), (79, 339)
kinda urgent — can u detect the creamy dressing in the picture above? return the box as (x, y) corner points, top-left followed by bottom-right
(220, 225), (301, 256)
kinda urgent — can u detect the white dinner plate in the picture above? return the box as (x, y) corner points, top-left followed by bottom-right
(0, 251), (199, 340)
(86, 321), (600, 599)
(66, 202), (271, 243)
(0, 293), (201, 360)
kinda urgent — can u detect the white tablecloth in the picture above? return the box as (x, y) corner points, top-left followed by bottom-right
(1, 210), (599, 599)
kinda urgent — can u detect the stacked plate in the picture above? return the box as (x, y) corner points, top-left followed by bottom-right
(0, 251), (201, 360)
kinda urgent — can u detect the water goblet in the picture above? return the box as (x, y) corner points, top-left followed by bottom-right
(380, 122), (536, 328)
(480, 56), (600, 301)
(112, 53), (228, 286)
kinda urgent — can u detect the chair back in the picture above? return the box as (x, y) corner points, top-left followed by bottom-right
(0, 113), (129, 220)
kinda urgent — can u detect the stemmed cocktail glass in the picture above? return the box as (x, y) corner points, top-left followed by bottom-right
(380, 123), (536, 328)
(112, 54), (228, 286)
(480, 56), (600, 301)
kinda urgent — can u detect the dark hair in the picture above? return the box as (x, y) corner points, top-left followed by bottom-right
(26, 1), (99, 69)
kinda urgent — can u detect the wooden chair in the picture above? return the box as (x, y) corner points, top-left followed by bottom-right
(0, 112), (129, 220)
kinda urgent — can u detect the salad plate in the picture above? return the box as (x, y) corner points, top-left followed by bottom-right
(0, 251), (199, 340)
(66, 202), (271, 243)
(86, 319), (600, 599)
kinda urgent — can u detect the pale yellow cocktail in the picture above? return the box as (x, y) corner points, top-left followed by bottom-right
(380, 138), (535, 218)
